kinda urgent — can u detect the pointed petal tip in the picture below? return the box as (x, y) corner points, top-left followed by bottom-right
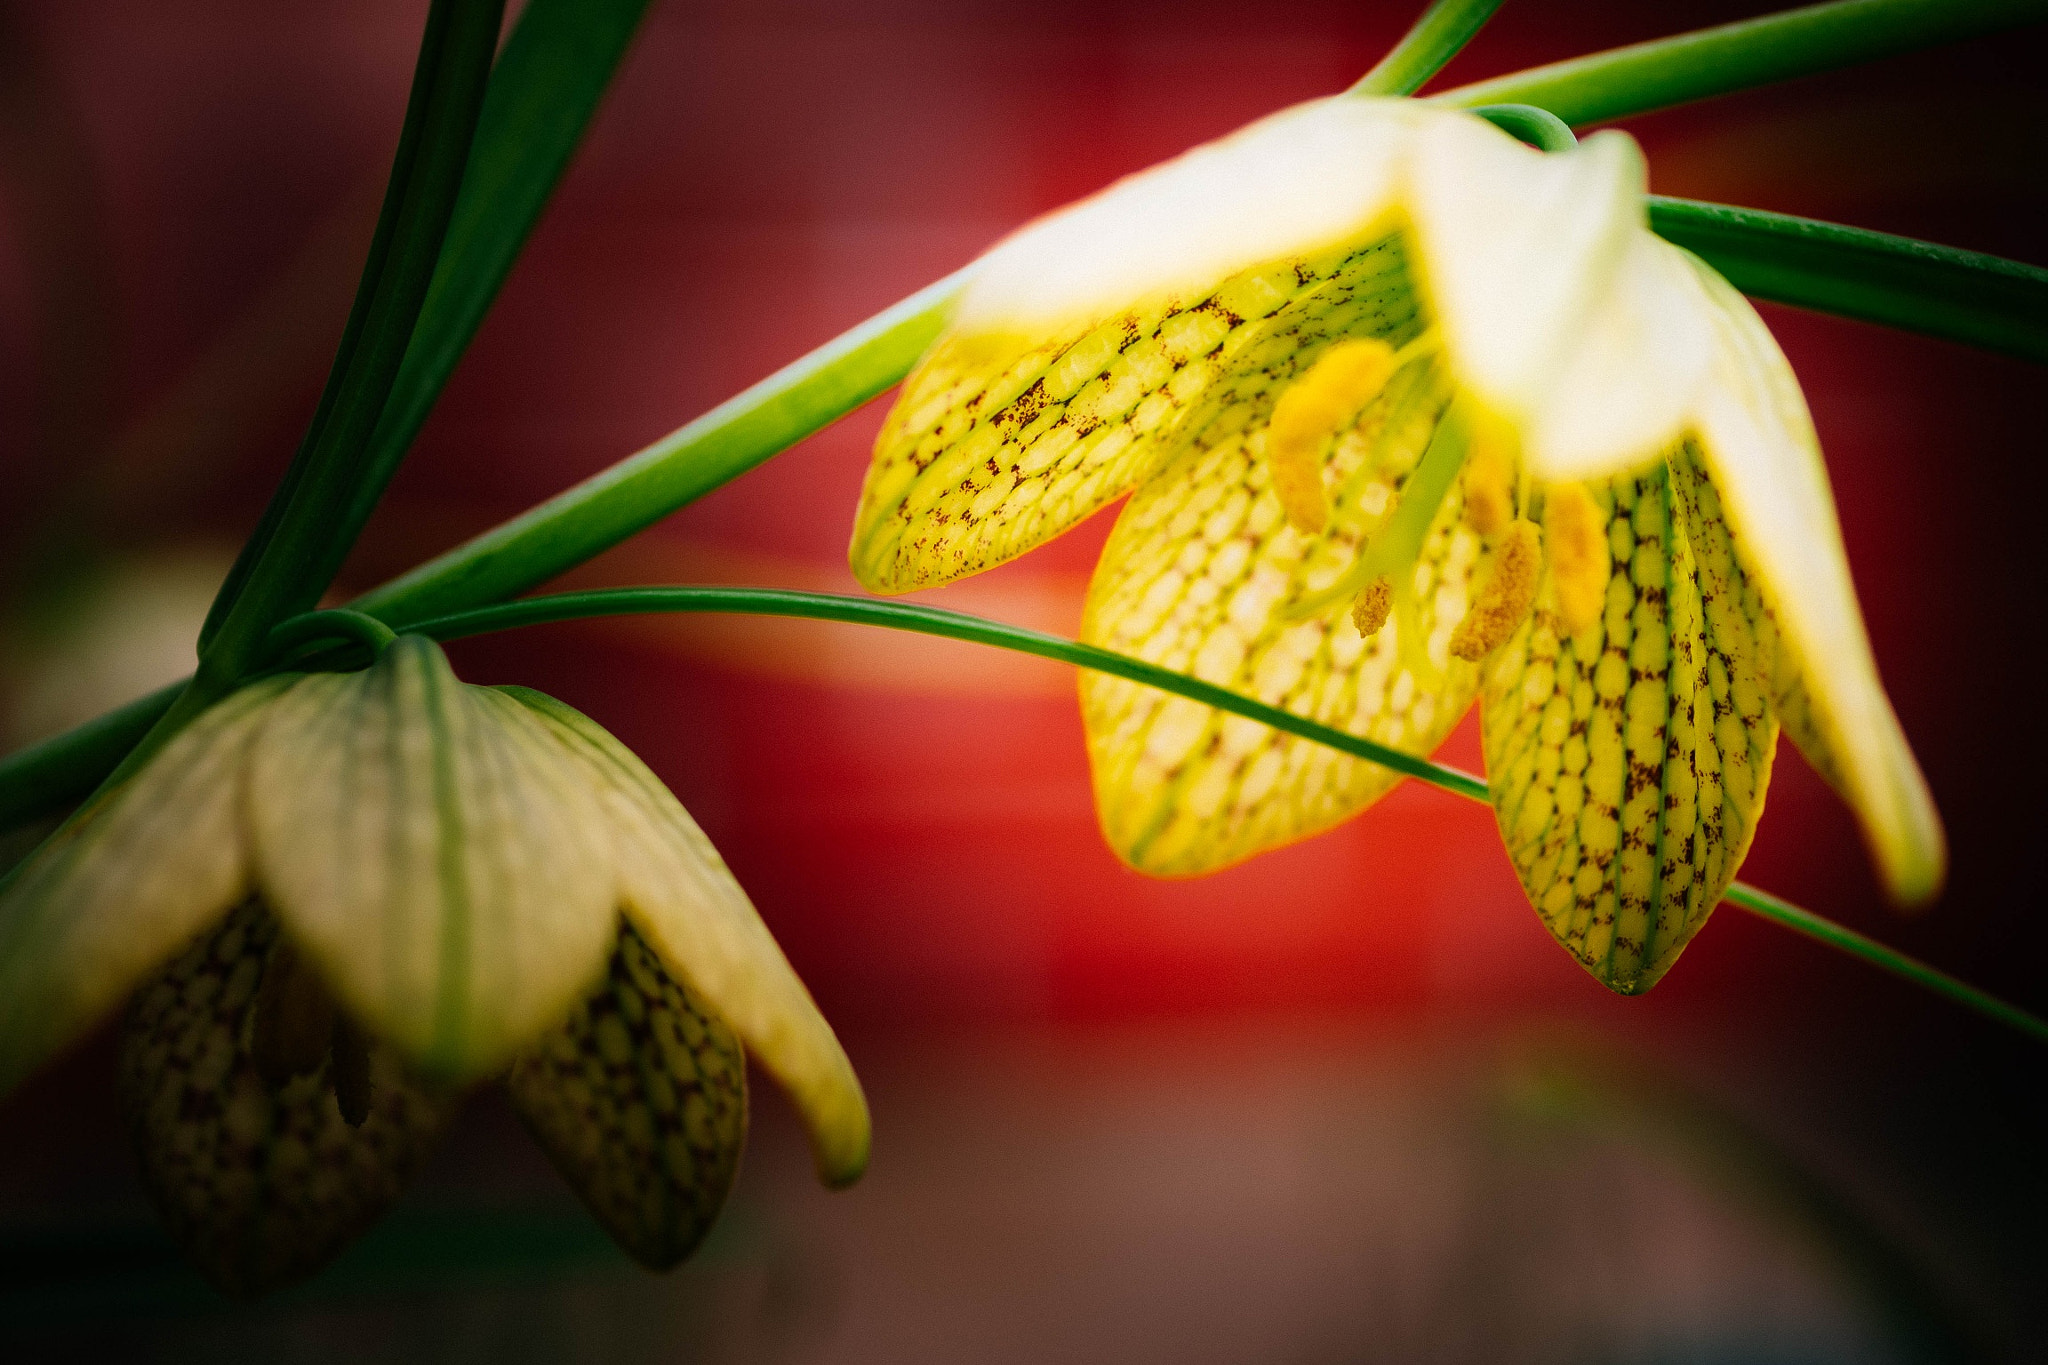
(813, 1091), (872, 1189)
(1866, 743), (1947, 914)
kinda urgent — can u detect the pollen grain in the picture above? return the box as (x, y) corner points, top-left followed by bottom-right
(1351, 576), (1393, 638)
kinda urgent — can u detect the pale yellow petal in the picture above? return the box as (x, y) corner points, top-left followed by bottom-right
(507, 920), (746, 1269)
(0, 676), (293, 1095)
(1407, 119), (1646, 450)
(1521, 232), (1712, 480)
(118, 899), (456, 1296)
(1081, 348), (1482, 874)
(1482, 461), (1776, 994)
(956, 96), (1415, 337)
(1681, 253), (1944, 904)
(247, 638), (617, 1081)
(503, 688), (870, 1188)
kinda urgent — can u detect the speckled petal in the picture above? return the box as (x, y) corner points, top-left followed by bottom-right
(508, 920), (746, 1270)
(0, 676), (293, 1096)
(849, 98), (1456, 597)
(1680, 252), (1944, 905)
(1080, 340), (1484, 875)
(247, 638), (617, 1081)
(1480, 462), (1775, 994)
(118, 899), (456, 1296)
(500, 688), (870, 1189)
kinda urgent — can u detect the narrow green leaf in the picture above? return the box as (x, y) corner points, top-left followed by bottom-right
(1652, 197), (2048, 363)
(1432, 0), (2048, 127)
(328, 0), (658, 594)
(199, 0), (507, 678)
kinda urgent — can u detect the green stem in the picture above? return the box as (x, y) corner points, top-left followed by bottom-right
(1723, 884), (2048, 1045)
(196, 0), (504, 687)
(264, 609), (400, 667)
(1650, 197), (2048, 364)
(409, 588), (1494, 792)
(1431, 0), (2048, 126)
(1351, 0), (1506, 97)
(401, 584), (2046, 1045)
(350, 271), (966, 626)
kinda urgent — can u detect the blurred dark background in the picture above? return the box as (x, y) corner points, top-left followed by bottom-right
(0, 1), (2043, 1359)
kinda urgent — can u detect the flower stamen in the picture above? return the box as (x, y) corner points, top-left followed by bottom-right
(250, 933), (373, 1127)
(1351, 576), (1393, 638)
(1460, 422), (1516, 538)
(1449, 518), (1542, 660)
(1264, 338), (1399, 535)
(1544, 482), (1610, 636)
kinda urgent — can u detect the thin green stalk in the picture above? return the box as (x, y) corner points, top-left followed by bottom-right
(1651, 197), (2048, 363)
(194, 0), (504, 693)
(1431, 0), (2048, 126)
(350, 271), (967, 626)
(398, 584), (2047, 1046)
(1351, 0), (1505, 97)
(1723, 884), (2048, 1045)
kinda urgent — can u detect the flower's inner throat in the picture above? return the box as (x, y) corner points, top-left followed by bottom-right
(1268, 342), (1610, 652)
(250, 929), (373, 1126)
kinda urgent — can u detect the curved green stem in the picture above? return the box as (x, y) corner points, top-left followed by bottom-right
(1432, 0), (2048, 127)
(1471, 103), (1577, 153)
(1351, 0), (1505, 97)
(264, 609), (400, 667)
(407, 587), (1493, 798)
(404, 584), (2046, 1045)
(1650, 198), (2048, 363)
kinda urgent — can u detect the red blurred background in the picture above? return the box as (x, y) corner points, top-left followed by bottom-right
(1, 1), (2044, 1359)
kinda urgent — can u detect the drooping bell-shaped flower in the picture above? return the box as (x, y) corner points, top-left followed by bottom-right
(849, 95), (1943, 992)
(0, 636), (867, 1292)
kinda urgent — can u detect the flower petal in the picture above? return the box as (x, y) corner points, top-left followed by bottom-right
(1081, 350), (1483, 874)
(1408, 119), (1711, 481)
(1482, 462), (1775, 993)
(1681, 254), (1944, 904)
(118, 899), (456, 1296)
(502, 688), (870, 1188)
(507, 919), (746, 1269)
(248, 639), (618, 1081)
(1521, 233), (1714, 481)
(0, 676), (292, 1096)
(850, 97), (1430, 596)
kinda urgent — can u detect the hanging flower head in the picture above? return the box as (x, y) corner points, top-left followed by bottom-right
(0, 636), (867, 1293)
(849, 96), (1943, 992)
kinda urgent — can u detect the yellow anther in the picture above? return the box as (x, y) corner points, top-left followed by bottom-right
(1265, 337), (1399, 535)
(1351, 576), (1393, 638)
(1461, 419), (1517, 538)
(1450, 519), (1542, 661)
(1544, 482), (1610, 636)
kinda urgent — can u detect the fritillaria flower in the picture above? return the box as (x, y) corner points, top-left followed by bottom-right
(0, 636), (866, 1293)
(849, 96), (1943, 992)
